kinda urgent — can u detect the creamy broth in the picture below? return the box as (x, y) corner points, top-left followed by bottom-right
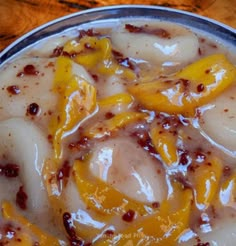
(0, 18), (236, 246)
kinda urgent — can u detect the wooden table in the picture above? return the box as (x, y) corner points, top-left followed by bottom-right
(0, 0), (235, 52)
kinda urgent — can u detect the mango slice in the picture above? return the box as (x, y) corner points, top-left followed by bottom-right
(128, 54), (236, 116)
(84, 111), (147, 139)
(192, 157), (222, 210)
(95, 183), (192, 245)
(50, 57), (97, 160)
(150, 125), (178, 166)
(53, 56), (73, 93)
(75, 37), (111, 69)
(73, 159), (153, 216)
(1, 201), (63, 246)
(65, 36), (135, 79)
(98, 93), (133, 107)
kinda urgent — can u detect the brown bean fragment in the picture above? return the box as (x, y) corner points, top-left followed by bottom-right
(26, 103), (40, 116)
(125, 24), (143, 33)
(0, 163), (20, 178)
(178, 149), (190, 166)
(47, 134), (53, 143)
(104, 230), (114, 237)
(174, 174), (192, 190)
(7, 85), (20, 95)
(196, 242), (210, 246)
(91, 74), (99, 82)
(112, 49), (136, 70)
(198, 48), (203, 56)
(78, 28), (100, 39)
(50, 46), (71, 58)
(16, 65), (39, 76)
(105, 112), (115, 119)
(63, 212), (84, 245)
(68, 136), (90, 151)
(152, 202), (160, 208)
(57, 160), (71, 182)
(197, 83), (205, 92)
(16, 72), (24, 77)
(125, 24), (171, 38)
(16, 186), (28, 210)
(23, 64), (39, 75)
(223, 166), (232, 177)
(63, 212), (76, 237)
(122, 209), (135, 222)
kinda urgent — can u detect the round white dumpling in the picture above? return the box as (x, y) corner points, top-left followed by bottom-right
(0, 118), (53, 230)
(89, 137), (167, 203)
(199, 84), (236, 156)
(0, 57), (94, 129)
(111, 22), (199, 67)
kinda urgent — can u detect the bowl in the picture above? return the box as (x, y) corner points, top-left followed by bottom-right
(0, 5), (236, 246)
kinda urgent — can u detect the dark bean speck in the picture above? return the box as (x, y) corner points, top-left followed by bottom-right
(7, 85), (20, 95)
(27, 103), (40, 116)
(122, 209), (135, 222)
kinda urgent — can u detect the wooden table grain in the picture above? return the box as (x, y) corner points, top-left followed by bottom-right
(0, 0), (235, 52)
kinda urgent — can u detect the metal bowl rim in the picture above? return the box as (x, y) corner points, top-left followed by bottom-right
(0, 4), (235, 65)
